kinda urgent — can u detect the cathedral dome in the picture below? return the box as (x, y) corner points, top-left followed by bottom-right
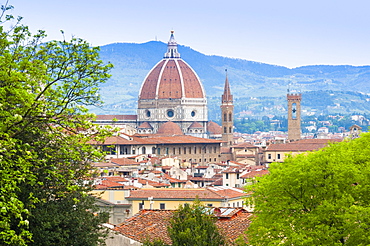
(157, 121), (184, 135)
(139, 31), (206, 100)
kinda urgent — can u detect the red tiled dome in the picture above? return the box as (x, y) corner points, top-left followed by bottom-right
(157, 121), (184, 135)
(188, 121), (203, 129)
(207, 121), (222, 135)
(139, 59), (205, 100)
(138, 122), (153, 129)
(139, 32), (205, 100)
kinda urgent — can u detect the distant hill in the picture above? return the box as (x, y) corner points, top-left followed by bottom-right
(91, 41), (370, 118)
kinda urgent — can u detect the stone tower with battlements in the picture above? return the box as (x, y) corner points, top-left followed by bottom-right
(287, 93), (302, 141)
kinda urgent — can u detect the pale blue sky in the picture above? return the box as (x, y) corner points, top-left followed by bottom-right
(9, 0), (370, 68)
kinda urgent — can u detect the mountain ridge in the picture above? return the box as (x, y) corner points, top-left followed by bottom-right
(92, 41), (370, 117)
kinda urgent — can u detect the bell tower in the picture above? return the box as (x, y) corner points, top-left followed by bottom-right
(221, 70), (234, 147)
(287, 93), (302, 141)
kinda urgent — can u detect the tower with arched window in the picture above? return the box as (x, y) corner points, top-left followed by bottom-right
(287, 93), (302, 141)
(220, 71), (234, 147)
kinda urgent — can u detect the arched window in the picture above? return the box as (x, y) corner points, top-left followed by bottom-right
(224, 127), (227, 133)
(229, 113), (232, 122)
(229, 127), (232, 133)
(292, 103), (297, 119)
(152, 147), (156, 154)
(224, 113), (227, 122)
(142, 147), (146, 154)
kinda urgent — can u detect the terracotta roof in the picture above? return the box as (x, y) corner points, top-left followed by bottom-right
(195, 166), (209, 169)
(240, 169), (269, 179)
(136, 178), (170, 188)
(138, 122), (153, 129)
(127, 187), (245, 200)
(211, 178), (223, 186)
(266, 139), (341, 152)
(110, 158), (140, 166)
(95, 115), (137, 121)
(92, 162), (119, 168)
(113, 208), (251, 244)
(139, 58), (205, 100)
(188, 121), (203, 128)
(207, 121), (222, 135)
(222, 167), (242, 173)
(94, 179), (125, 189)
(104, 176), (129, 182)
(157, 121), (184, 135)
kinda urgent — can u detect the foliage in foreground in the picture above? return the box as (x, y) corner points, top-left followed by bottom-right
(144, 200), (226, 246)
(0, 2), (112, 245)
(246, 133), (370, 245)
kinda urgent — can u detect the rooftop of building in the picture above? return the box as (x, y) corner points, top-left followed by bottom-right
(112, 208), (251, 244)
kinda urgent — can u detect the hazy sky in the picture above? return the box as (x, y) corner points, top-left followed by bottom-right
(9, 0), (370, 68)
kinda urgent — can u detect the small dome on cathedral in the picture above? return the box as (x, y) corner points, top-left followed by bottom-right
(207, 121), (222, 135)
(138, 122), (153, 129)
(157, 121), (184, 135)
(188, 121), (203, 129)
(138, 31), (206, 100)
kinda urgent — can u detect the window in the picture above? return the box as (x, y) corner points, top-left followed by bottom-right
(292, 103), (297, 119)
(142, 147), (146, 154)
(189, 147), (191, 154)
(224, 113), (227, 121)
(229, 113), (232, 122)
(229, 127), (232, 133)
(157, 148), (160, 155)
(119, 145), (125, 155)
(167, 109), (174, 118)
(152, 147), (156, 154)
(268, 153), (272, 159)
(207, 204), (213, 207)
(173, 148), (176, 155)
(103, 145), (116, 155)
(277, 154), (281, 159)
(139, 202), (144, 210)
(237, 173), (240, 179)
(194, 147), (197, 154)
(160, 203), (166, 209)
(184, 147), (186, 154)
(226, 173), (229, 179)
(224, 127), (227, 134)
(179, 148), (181, 155)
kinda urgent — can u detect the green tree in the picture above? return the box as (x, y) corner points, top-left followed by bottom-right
(168, 200), (226, 246)
(143, 201), (226, 246)
(0, 3), (112, 245)
(246, 133), (370, 245)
